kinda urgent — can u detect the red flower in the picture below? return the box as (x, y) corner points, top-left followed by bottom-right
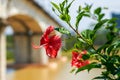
(32, 26), (61, 58)
(71, 51), (90, 68)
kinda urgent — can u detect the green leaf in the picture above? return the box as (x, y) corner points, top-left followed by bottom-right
(94, 7), (101, 15)
(59, 0), (66, 12)
(82, 54), (90, 60)
(81, 29), (96, 41)
(60, 14), (71, 22)
(77, 6), (82, 13)
(83, 13), (90, 17)
(106, 45), (114, 55)
(78, 38), (86, 43)
(64, 0), (75, 14)
(60, 14), (66, 20)
(81, 29), (96, 45)
(76, 62), (101, 74)
(59, 3), (64, 12)
(52, 7), (55, 12)
(84, 4), (92, 12)
(97, 44), (108, 53)
(66, 14), (71, 22)
(65, 0), (68, 2)
(94, 19), (108, 30)
(88, 48), (96, 54)
(55, 27), (70, 35)
(106, 32), (114, 41)
(98, 13), (105, 21)
(67, 0), (75, 9)
(113, 68), (120, 75)
(75, 11), (84, 28)
(51, 2), (60, 10)
(93, 76), (107, 80)
(106, 18), (117, 31)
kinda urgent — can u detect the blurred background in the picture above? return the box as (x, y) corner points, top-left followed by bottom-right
(0, 0), (120, 80)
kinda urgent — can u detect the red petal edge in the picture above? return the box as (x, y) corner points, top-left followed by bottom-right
(32, 42), (42, 49)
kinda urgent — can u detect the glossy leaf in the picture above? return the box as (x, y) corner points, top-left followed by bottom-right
(51, 2), (60, 10)
(75, 11), (84, 28)
(98, 13), (105, 21)
(59, 1), (65, 12)
(60, 14), (71, 22)
(93, 76), (107, 80)
(55, 27), (70, 35)
(76, 62), (101, 74)
(83, 4), (92, 12)
(94, 7), (101, 15)
(81, 29), (96, 41)
(82, 54), (90, 60)
(94, 19), (108, 30)
(65, 0), (75, 14)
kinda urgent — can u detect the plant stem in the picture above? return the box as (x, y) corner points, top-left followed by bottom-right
(68, 22), (83, 38)
(68, 22), (96, 50)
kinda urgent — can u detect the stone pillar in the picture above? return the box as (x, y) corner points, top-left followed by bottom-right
(0, 29), (6, 80)
(31, 35), (48, 65)
(14, 35), (29, 64)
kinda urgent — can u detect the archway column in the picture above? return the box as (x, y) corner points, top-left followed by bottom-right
(14, 35), (29, 64)
(0, 27), (6, 80)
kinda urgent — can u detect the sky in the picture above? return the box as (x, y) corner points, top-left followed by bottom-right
(35, 0), (120, 31)
(4, 0), (120, 35)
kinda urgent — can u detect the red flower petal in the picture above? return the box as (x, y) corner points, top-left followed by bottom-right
(49, 35), (61, 51)
(40, 26), (54, 45)
(72, 52), (79, 59)
(40, 26), (61, 58)
(43, 26), (54, 37)
(71, 51), (90, 68)
(45, 45), (58, 58)
(44, 35), (61, 58)
(81, 50), (87, 54)
(40, 35), (49, 45)
(32, 43), (42, 49)
(82, 60), (90, 66)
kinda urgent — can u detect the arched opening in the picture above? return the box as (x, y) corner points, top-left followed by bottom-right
(7, 14), (47, 64)
(7, 14), (43, 64)
(4, 26), (14, 65)
(0, 14), (49, 68)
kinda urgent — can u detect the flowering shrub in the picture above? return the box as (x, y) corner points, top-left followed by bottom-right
(33, 0), (120, 80)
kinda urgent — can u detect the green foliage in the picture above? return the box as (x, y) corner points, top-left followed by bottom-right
(81, 29), (96, 45)
(75, 4), (91, 30)
(94, 7), (105, 21)
(52, 0), (120, 79)
(7, 51), (14, 60)
(82, 53), (90, 60)
(94, 7), (101, 15)
(75, 11), (84, 29)
(6, 35), (14, 60)
(51, 0), (75, 23)
(94, 19), (108, 31)
(51, 2), (60, 10)
(55, 27), (70, 35)
(7, 35), (14, 47)
(76, 62), (101, 73)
